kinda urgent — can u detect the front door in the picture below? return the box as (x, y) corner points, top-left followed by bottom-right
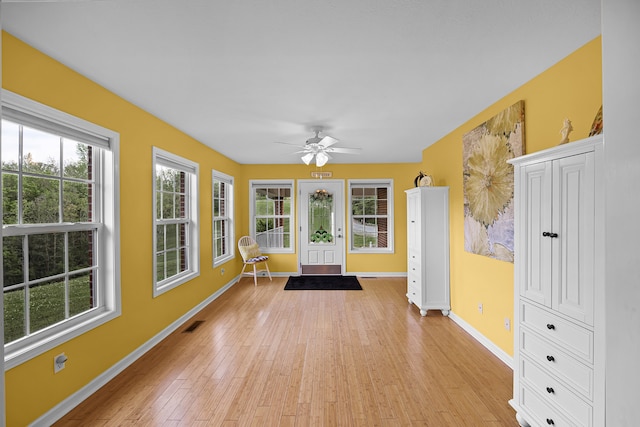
(298, 180), (345, 275)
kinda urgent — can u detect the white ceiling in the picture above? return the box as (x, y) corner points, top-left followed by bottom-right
(1, 0), (601, 165)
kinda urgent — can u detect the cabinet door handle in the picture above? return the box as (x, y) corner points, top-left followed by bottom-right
(546, 323), (555, 330)
(546, 355), (555, 362)
(546, 387), (555, 394)
(542, 231), (559, 238)
(546, 419), (555, 425)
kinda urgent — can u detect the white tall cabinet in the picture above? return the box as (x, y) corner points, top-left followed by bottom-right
(405, 187), (450, 317)
(509, 136), (604, 427)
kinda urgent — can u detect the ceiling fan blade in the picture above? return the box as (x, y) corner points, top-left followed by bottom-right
(318, 136), (338, 148)
(274, 141), (305, 148)
(327, 147), (361, 154)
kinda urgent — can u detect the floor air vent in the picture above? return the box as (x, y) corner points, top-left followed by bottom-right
(183, 320), (204, 333)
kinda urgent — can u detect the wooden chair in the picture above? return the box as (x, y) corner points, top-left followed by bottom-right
(237, 236), (272, 286)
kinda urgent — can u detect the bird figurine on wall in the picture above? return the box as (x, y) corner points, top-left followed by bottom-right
(559, 118), (574, 144)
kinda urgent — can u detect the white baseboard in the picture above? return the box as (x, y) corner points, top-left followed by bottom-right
(448, 311), (513, 369)
(31, 276), (240, 427)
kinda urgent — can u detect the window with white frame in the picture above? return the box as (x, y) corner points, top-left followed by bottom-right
(250, 181), (294, 252)
(153, 148), (199, 296)
(212, 170), (234, 266)
(349, 180), (394, 252)
(2, 90), (120, 369)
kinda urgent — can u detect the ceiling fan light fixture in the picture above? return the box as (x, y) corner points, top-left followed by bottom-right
(316, 151), (329, 167)
(301, 152), (315, 165)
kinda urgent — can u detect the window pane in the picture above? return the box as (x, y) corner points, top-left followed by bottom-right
(363, 197), (376, 215)
(63, 140), (91, 180)
(162, 191), (175, 219)
(4, 287), (25, 344)
(23, 175), (60, 224)
(213, 197), (220, 217)
(156, 165), (176, 192)
(179, 247), (187, 273)
(156, 254), (166, 281)
(2, 172), (18, 224)
(1, 120), (20, 171)
(178, 222), (187, 248)
(156, 225), (165, 252)
(69, 230), (94, 271)
(69, 272), (94, 317)
(166, 250), (178, 277)
(215, 238), (223, 257)
(29, 233), (65, 280)
(352, 199), (363, 215)
(3, 235), (24, 287)
(22, 126), (61, 176)
(166, 224), (177, 249)
(63, 181), (91, 222)
(177, 193), (186, 219)
(29, 278), (66, 334)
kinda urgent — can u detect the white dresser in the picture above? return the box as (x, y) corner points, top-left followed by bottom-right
(405, 186), (450, 317)
(509, 136), (605, 427)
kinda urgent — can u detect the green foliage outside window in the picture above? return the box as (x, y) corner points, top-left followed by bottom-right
(2, 120), (96, 344)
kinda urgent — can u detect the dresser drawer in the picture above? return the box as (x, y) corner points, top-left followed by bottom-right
(408, 249), (421, 264)
(407, 282), (421, 303)
(521, 357), (592, 426)
(521, 301), (593, 362)
(407, 270), (421, 290)
(520, 328), (593, 399)
(408, 258), (421, 277)
(520, 385), (583, 427)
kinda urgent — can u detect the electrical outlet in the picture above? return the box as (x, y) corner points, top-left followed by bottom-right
(504, 317), (511, 331)
(221, 268), (225, 276)
(478, 303), (483, 314)
(54, 353), (67, 373)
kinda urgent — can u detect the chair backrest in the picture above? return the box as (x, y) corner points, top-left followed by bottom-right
(238, 236), (262, 261)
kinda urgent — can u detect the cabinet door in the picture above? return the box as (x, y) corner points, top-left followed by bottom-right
(521, 161), (553, 306)
(552, 153), (595, 325)
(406, 191), (421, 252)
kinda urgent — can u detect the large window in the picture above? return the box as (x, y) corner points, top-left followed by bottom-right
(349, 180), (394, 253)
(212, 170), (234, 266)
(2, 91), (120, 369)
(153, 148), (199, 296)
(250, 180), (294, 252)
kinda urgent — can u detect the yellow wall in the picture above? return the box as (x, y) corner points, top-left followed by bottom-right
(243, 163), (416, 274)
(2, 30), (602, 425)
(420, 37), (602, 355)
(2, 32), (250, 426)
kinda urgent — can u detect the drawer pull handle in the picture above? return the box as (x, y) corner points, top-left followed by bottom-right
(546, 419), (555, 425)
(546, 323), (555, 330)
(546, 387), (555, 394)
(542, 232), (559, 238)
(546, 355), (555, 362)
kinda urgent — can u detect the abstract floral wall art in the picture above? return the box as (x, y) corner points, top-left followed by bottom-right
(463, 101), (524, 262)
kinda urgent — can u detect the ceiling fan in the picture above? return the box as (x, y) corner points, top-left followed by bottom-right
(278, 127), (361, 167)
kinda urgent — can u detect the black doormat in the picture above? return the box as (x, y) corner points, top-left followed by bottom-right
(284, 275), (362, 290)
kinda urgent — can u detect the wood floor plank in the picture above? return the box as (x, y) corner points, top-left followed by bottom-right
(54, 277), (517, 426)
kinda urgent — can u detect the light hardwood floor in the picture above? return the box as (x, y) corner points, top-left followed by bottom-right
(55, 277), (517, 426)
